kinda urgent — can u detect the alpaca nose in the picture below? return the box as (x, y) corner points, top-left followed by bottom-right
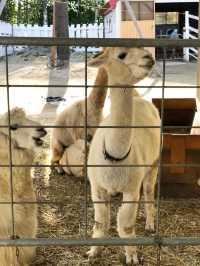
(143, 54), (155, 68)
(143, 55), (152, 60)
(37, 127), (47, 137)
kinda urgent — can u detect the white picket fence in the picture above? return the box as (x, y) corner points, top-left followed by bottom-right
(184, 11), (198, 61)
(0, 21), (104, 56)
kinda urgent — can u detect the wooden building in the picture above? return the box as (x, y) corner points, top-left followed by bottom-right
(102, 0), (155, 39)
(102, 0), (199, 60)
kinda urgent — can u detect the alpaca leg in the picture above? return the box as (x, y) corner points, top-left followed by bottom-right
(143, 167), (158, 233)
(51, 140), (64, 165)
(117, 191), (140, 265)
(51, 140), (65, 174)
(87, 186), (110, 258)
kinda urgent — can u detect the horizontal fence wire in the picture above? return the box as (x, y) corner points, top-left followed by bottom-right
(0, 37), (200, 47)
(0, 85), (200, 88)
(1, 125), (200, 129)
(0, 200), (155, 205)
(0, 35), (200, 260)
(1, 237), (200, 247)
(1, 163), (200, 168)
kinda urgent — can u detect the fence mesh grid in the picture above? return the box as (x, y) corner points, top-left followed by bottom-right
(0, 37), (200, 266)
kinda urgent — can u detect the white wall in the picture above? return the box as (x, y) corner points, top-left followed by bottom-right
(104, 10), (116, 38)
(104, 1), (121, 38)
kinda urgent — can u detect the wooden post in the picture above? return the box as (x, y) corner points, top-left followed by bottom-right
(43, 0), (70, 114)
(51, 0), (69, 67)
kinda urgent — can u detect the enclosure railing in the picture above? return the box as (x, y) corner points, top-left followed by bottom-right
(0, 37), (200, 266)
(184, 11), (199, 61)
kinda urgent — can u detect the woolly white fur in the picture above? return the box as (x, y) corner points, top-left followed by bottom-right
(0, 108), (46, 266)
(87, 48), (161, 264)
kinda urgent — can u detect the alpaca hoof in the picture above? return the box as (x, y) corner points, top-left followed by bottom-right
(50, 162), (64, 175)
(145, 228), (155, 235)
(145, 222), (155, 234)
(126, 255), (139, 265)
(137, 251), (144, 265)
(51, 164), (65, 175)
(86, 247), (100, 259)
(55, 166), (65, 175)
(120, 253), (139, 265)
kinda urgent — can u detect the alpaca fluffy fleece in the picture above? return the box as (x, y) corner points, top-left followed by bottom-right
(51, 67), (108, 169)
(86, 48), (160, 264)
(0, 107), (46, 266)
(59, 139), (87, 177)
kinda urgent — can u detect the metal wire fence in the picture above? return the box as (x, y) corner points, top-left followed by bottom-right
(0, 37), (200, 266)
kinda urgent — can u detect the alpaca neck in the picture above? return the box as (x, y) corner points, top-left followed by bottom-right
(105, 82), (134, 159)
(88, 67), (108, 108)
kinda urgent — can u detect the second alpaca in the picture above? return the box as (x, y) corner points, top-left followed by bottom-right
(51, 67), (108, 175)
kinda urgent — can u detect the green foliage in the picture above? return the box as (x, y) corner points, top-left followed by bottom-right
(68, 0), (105, 25)
(16, 0), (52, 25)
(1, 0), (105, 25)
(1, 0), (17, 24)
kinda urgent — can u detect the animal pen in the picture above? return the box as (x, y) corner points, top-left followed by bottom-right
(1, 36), (200, 266)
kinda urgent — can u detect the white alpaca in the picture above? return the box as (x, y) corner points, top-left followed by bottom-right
(87, 48), (160, 265)
(0, 107), (46, 266)
(59, 139), (87, 177)
(51, 67), (108, 169)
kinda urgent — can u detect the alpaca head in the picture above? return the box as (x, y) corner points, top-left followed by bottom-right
(88, 47), (154, 85)
(1, 107), (47, 150)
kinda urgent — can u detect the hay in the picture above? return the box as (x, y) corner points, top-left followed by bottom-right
(30, 136), (200, 266)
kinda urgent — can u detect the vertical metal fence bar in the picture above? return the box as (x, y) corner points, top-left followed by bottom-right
(156, 48), (166, 266)
(84, 46), (88, 238)
(5, 45), (16, 238)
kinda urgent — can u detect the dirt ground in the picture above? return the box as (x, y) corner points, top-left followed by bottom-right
(30, 146), (200, 266)
(0, 50), (200, 265)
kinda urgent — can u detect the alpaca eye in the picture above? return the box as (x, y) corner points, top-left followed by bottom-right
(10, 124), (18, 131)
(118, 52), (127, 60)
(93, 51), (103, 58)
(87, 134), (93, 143)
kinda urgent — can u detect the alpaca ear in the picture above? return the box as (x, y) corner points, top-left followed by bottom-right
(10, 107), (26, 119)
(88, 50), (109, 67)
(3, 107), (26, 124)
